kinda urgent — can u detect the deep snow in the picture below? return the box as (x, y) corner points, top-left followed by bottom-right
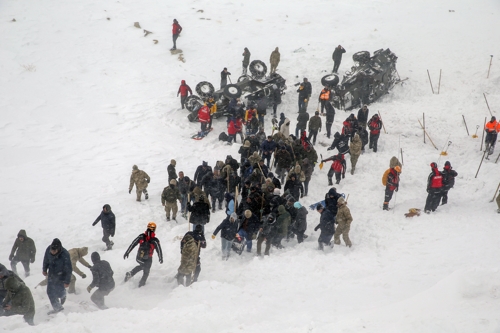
(1, 0), (500, 332)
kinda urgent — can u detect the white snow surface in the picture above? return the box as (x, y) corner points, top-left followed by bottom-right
(1, 0), (500, 331)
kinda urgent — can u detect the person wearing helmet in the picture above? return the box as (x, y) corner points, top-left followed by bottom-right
(162, 179), (182, 222)
(129, 165), (150, 202)
(123, 223), (163, 287)
(177, 80), (192, 109)
(314, 204), (335, 250)
(383, 165), (401, 211)
(424, 162), (444, 214)
(92, 204), (115, 250)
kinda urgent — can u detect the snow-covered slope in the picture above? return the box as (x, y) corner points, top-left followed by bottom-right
(1, 0), (499, 331)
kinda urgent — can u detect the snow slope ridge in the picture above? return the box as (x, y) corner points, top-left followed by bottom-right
(0, 0), (499, 331)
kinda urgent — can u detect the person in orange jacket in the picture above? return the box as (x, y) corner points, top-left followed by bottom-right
(484, 116), (498, 155)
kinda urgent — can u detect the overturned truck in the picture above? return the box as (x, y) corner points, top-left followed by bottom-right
(185, 60), (287, 122)
(321, 48), (401, 111)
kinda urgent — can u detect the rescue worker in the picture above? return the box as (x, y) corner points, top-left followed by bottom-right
(177, 232), (199, 286)
(129, 165), (150, 202)
(87, 252), (114, 310)
(270, 47), (280, 74)
(424, 162), (444, 214)
(319, 86), (330, 114)
(177, 80), (192, 109)
(9, 230), (36, 277)
(43, 238), (72, 314)
(334, 197), (353, 247)
(383, 166), (401, 211)
(123, 222), (163, 287)
(484, 116), (498, 155)
(171, 19), (182, 50)
(198, 102), (211, 136)
(220, 67), (231, 89)
(308, 111), (322, 145)
(0, 276), (35, 325)
(349, 133), (362, 175)
(242, 48), (251, 75)
(92, 204), (115, 250)
(332, 45), (346, 73)
(441, 161), (458, 205)
(322, 153), (346, 185)
(368, 114), (383, 152)
(67, 247), (91, 294)
(161, 179), (182, 222)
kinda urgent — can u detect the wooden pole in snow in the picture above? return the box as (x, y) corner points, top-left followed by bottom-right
(427, 70), (435, 94)
(437, 69), (442, 94)
(487, 55), (493, 79)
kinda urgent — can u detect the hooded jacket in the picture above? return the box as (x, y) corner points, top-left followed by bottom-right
(42, 239), (72, 285)
(335, 198), (353, 227)
(92, 206), (116, 235)
(213, 214), (239, 241)
(177, 81), (192, 97)
(68, 247), (91, 277)
(270, 47), (280, 65)
(9, 230), (36, 263)
(350, 134), (362, 156)
(280, 118), (291, 137)
(3, 276), (35, 323)
(89, 252), (115, 291)
(178, 234), (198, 275)
(129, 168), (150, 191)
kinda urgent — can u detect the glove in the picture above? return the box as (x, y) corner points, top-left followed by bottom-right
(129, 189), (132, 194)
(30, 258), (35, 263)
(327, 147), (333, 151)
(147, 179), (150, 183)
(159, 259), (163, 264)
(211, 235), (216, 240)
(314, 226), (319, 231)
(342, 173), (345, 179)
(9, 255), (13, 261)
(82, 274), (86, 279)
(123, 254), (128, 260)
(87, 285), (93, 293)
(395, 187), (399, 192)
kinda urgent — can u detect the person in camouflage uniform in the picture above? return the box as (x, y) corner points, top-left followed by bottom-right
(303, 145), (318, 169)
(9, 230), (36, 277)
(334, 197), (353, 247)
(1, 276), (35, 325)
(269, 47), (280, 74)
(68, 247), (91, 294)
(177, 233), (199, 286)
(162, 179), (182, 221)
(308, 111), (322, 145)
(349, 133), (362, 175)
(129, 165), (150, 201)
(167, 159), (177, 182)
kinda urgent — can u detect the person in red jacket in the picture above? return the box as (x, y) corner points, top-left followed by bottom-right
(198, 103), (211, 136)
(383, 166), (401, 210)
(177, 80), (192, 109)
(424, 162), (444, 213)
(171, 19), (182, 51)
(368, 114), (382, 152)
(227, 117), (239, 144)
(322, 153), (346, 185)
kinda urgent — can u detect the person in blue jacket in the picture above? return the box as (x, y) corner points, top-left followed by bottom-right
(42, 238), (72, 314)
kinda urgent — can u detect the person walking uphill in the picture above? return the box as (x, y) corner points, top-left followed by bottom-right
(68, 247), (92, 294)
(177, 81), (192, 109)
(187, 194), (211, 233)
(171, 19), (182, 51)
(129, 165), (150, 202)
(162, 179), (182, 222)
(212, 213), (239, 260)
(308, 111), (322, 145)
(349, 133), (362, 175)
(177, 232), (199, 286)
(441, 161), (458, 205)
(42, 238), (72, 315)
(9, 230), (36, 277)
(368, 114), (382, 152)
(92, 204), (115, 250)
(220, 67), (231, 89)
(382, 165), (401, 210)
(319, 86), (330, 114)
(334, 197), (353, 247)
(314, 204), (335, 250)
(296, 110), (310, 138)
(270, 47), (280, 74)
(242, 47), (251, 75)
(168, 159), (177, 182)
(297, 83), (309, 112)
(198, 102), (211, 136)
(0, 276), (35, 325)
(332, 45), (346, 73)
(123, 222), (163, 287)
(87, 252), (114, 310)
(424, 162), (444, 214)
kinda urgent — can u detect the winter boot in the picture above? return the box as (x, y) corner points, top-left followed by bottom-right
(173, 216), (177, 223)
(497, 209), (500, 213)
(60, 296), (66, 305)
(351, 167), (355, 175)
(318, 242), (324, 251)
(383, 202), (389, 211)
(328, 178), (333, 186)
(124, 272), (132, 282)
(166, 216), (170, 221)
(47, 307), (64, 315)
(335, 179), (340, 185)
(212, 208), (216, 213)
(218, 203), (223, 210)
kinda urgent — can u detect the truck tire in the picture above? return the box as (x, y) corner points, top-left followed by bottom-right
(249, 60), (267, 78)
(195, 81), (215, 97)
(321, 74), (340, 88)
(352, 51), (370, 64)
(238, 75), (251, 83)
(185, 95), (203, 112)
(223, 84), (242, 99)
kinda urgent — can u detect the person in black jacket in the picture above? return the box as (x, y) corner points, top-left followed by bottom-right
(92, 204), (116, 250)
(441, 161), (458, 205)
(356, 125), (369, 153)
(325, 187), (342, 216)
(268, 172), (281, 190)
(368, 114), (383, 153)
(357, 105), (369, 129)
(212, 213), (239, 260)
(194, 161), (212, 186)
(87, 252), (114, 310)
(187, 195), (211, 233)
(256, 213), (278, 256)
(324, 101), (336, 139)
(284, 173), (304, 200)
(332, 45), (346, 73)
(272, 84), (281, 117)
(314, 204), (336, 250)
(295, 111), (310, 138)
(42, 238), (72, 314)
(220, 68), (231, 89)
(328, 132), (350, 155)
(303, 78), (312, 108)
(297, 83), (309, 112)
(291, 202), (308, 243)
(207, 169), (226, 212)
(182, 225), (206, 282)
(123, 222), (163, 287)
(261, 136), (277, 167)
(237, 210), (261, 253)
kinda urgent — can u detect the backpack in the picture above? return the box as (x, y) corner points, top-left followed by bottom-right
(136, 239), (151, 263)
(219, 132), (228, 141)
(332, 159), (343, 172)
(381, 168), (391, 186)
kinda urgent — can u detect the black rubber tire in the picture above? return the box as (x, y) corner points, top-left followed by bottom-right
(353, 51), (370, 64)
(238, 75), (251, 83)
(185, 95), (203, 112)
(195, 81), (215, 97)
(223, 84), (242, 99)
(249, 60), (267, 78)
(321, 74), (340, 88)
